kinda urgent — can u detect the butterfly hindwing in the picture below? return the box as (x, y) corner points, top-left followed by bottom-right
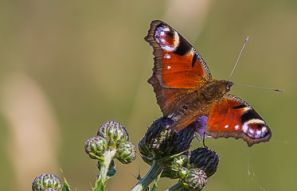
(206, 95), (271, 146)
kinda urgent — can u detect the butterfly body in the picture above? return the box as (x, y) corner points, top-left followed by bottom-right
(163, 80), (233, 131)
(145, 20), (271, 146)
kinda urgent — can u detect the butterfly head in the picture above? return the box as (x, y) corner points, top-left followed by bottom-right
(215, 80), (233, 94)
(201, 80), (233, 101)
(224, 81), (233, 92)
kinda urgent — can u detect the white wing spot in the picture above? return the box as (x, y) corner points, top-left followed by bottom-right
(163, 27), (170, 32)
(242, 124), (248, 133)
(243, 107), (252, 112)
(255, 130), (262, 138)
(234, 125), (240, 130)
(164, 54), (171, 59)
(167, 65), (171, 70)
(224, 125), (229, 129)
(248, 128), (255, 134)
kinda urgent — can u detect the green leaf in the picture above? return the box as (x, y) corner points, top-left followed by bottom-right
(62, 177), (71, 191)
(62, 184), (71, 191)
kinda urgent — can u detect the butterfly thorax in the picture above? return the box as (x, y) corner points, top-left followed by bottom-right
(199, 80), (233, 101)
(168, 80), (233, 130)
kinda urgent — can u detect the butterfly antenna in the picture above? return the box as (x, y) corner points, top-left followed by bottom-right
(228, 36), (250, 80)
(235, 83), (284, 93)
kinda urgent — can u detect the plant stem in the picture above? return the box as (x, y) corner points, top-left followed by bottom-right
(92, 149), (116, 191)
(165, 182), (185, 191)
(131, 160), (163, 191)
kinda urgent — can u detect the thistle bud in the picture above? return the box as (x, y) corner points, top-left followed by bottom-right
(171, 154), (188, 171)
(190, 147), (219, 177)
(138, 138), (153, 165)
(97, 121), (129, 147)
(161, 154), (188, 179)
(116, 141), (136, 164)
(178, 167), (189, 180)
(32, 173), (62, 191)
(139, 117), (196, 161)
(181, 168), (207, 190)
(85, 136), (107, 160)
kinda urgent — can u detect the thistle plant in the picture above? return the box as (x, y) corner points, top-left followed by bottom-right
(32, 119), (219, 191)
(133, 117), (219, 191)
(85, 121), (136, 190)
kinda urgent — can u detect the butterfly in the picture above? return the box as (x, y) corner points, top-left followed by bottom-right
(145, 20), (271, 146)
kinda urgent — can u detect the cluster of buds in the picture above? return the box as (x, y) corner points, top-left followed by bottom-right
(32, 118), (219, 191)
(32, 173), (66, 191)
(85, 121), (136, 165)
(85, 121), (136, 176)
(31, 121), (136, 191)
(158, 147), (218, 190)
(136, 117), (219, 191)
(166, 147), (219, 190)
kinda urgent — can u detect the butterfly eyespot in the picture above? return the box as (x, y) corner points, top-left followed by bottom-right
(154, 25), (179, 52)
(242, 121), (269, 139)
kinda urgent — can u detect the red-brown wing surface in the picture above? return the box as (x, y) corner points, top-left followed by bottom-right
(145, 20), (211, 114)
(206, 95), (271, 146)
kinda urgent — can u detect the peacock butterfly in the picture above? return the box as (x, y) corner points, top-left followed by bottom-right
(145, 20), (271, 146)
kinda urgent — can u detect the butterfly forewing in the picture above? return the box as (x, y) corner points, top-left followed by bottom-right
(145, 20), (211, 89)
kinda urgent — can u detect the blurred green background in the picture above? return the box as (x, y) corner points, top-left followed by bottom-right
(0, 0), (296, 190)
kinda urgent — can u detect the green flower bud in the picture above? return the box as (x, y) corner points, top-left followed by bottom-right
(32, 173), (62, 191)
(161, 154), (188, 179)
(178, 167), (189, 180)
(85, 136), (107, 160)
(116, 141), (136, 164)
(181, 168), (207, 190)
(171, 154), (188, 171)
(190, 147), (219, 177)
(97, 121), (129, 147)
(139, 117), (196, 161)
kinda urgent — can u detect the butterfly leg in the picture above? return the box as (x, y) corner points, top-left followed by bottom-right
(194, 116), (208, 147)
